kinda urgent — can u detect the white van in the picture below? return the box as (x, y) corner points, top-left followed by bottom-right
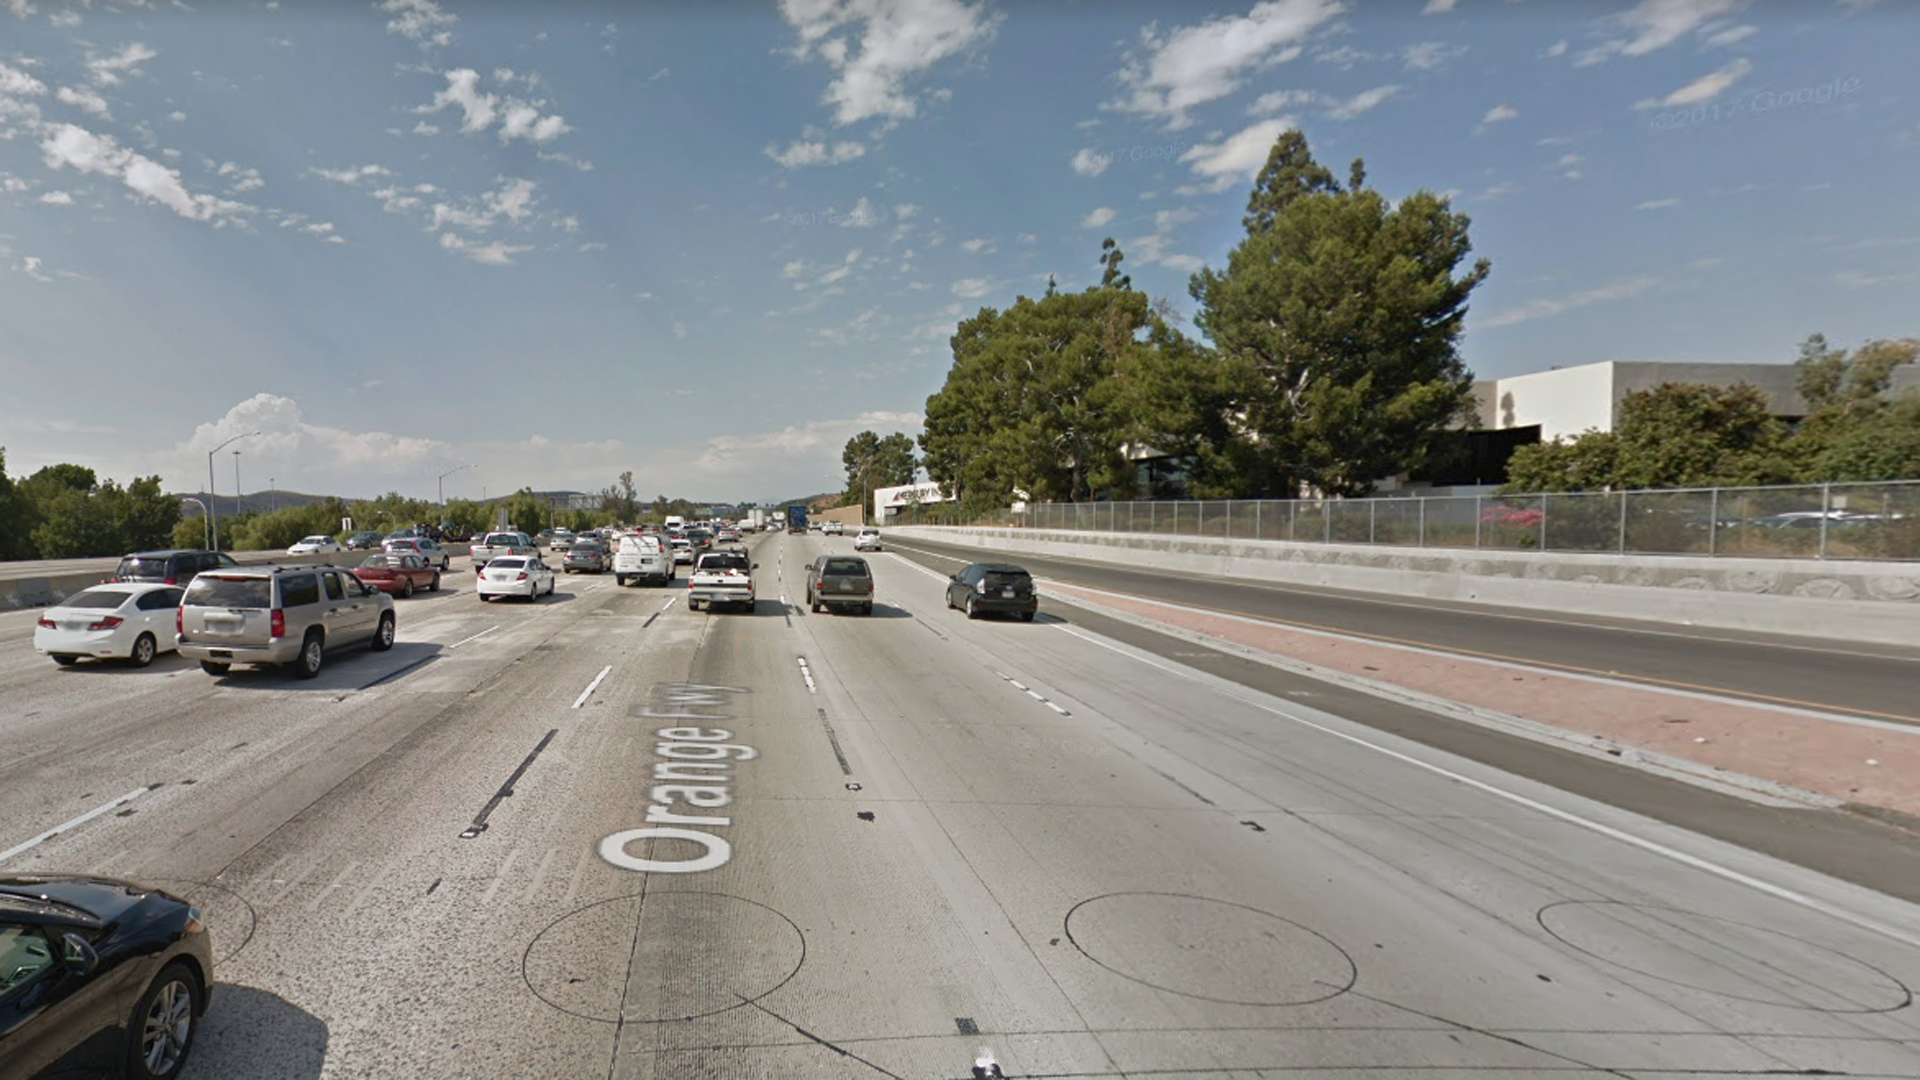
(613, 534), (675, 586)
(663, 515), (685, 532)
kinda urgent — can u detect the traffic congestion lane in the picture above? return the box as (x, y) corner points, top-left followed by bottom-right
(885, 534), (1920, 727)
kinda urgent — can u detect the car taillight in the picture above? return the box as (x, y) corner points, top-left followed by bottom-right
(515, 572), (528, 581)
(86, 615), (123, 631)
(37, 616), (55, 628)
(176, 607), (184, 635)
(164, 577), (177, 585)
(270, 609), (286, 638)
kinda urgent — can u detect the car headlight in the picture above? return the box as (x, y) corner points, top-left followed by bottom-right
(184, 905), (206, 934)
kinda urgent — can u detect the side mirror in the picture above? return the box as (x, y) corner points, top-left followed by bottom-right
(751, 563), (760, 569)
(949, 574), (960, 582)
(61, 933), (99, 977)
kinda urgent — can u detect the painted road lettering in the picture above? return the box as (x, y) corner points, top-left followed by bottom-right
(600, 683), (754, 874)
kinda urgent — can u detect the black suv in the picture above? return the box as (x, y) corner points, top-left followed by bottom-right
(110, 549), (239, 587)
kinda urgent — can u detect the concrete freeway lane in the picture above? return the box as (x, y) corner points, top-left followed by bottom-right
(2, 532), (1917, 1078)
(884, 534), (1920, 728)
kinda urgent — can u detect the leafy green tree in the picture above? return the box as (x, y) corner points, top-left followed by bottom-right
(1503, 383), (1791, 492)
(1784, 335), (1920, 482)
(31, 485), (114, 557)
(173, 516), (208, 550)
(1189, 132), (1487, 497)
(0, 449), (36, 560)
(922, 253), (1161, 509)
(1098, 237), (1131, 290)
(115, 476), (181, 552)
(504, 488), (548, 535)
(841, 431), (917, 508)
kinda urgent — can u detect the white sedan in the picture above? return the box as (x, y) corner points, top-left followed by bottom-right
(288, 535), (343, 555)
(34, 583), (185, 667)
(476, 555), (556, 602)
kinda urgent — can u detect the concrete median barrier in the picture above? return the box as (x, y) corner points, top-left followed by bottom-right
(890, 525), (1920, 647)
(0, 551), (380, 611)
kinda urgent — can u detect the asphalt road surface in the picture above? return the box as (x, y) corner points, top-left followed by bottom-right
(2, 531), (1917, 1079)
(884, 535), (1920, 728)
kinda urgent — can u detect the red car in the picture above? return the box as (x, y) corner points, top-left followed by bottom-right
(353, 553), (440, 598)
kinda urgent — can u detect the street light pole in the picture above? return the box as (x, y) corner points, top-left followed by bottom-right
(232, 451), (243, 517)
(269, 479), (276, 513)
(437, 463), (473, 525)
(181, 498), (209, 549)
(206, 430), (260, 551)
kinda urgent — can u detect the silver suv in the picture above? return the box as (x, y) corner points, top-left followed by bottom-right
(176, 564), (397, 678)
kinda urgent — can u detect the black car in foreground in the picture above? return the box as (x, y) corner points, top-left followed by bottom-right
(0, 876), (212, 1079)
(945, 563), (1039, 621)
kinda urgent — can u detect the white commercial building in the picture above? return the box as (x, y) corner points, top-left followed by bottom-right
(872, 481), (949, 523)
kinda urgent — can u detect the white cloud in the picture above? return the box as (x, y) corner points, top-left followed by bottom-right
(1081, 206), (1117, 229)
(693, 410), (925, 476)
(414, 69), (571, 144)
(218, 162), (264, 192)
(498, 101), (569, 144)
(1636, 57), (1751, 108)
(1108, 0), (1341, 130)
(437, 231), (530, 265)
(1070, 148), (1110, 177)
(0, 63), (47, 97)
(960, 236), (994, 254)
(423, 68), (494, 132)
(1544, 39), (1568, 58)
(1480, 275), (1659, 328)
(16, 254), (52, 283)
(950, 277), (991, 298)
(413, 121), (439, 136)
(40, 123), (249, 223)
(381, 0), (455, 48)
(1576, 0), (1745, 66)
(1314, 44), (1379, 68)
(1161, 254), (1204, 272)
(839, 196), (880, 227)
(1422, 0), (1459, 11)
(1247, 89), (1314, 116)
(894, 202), (920, 221)
(168, 110), (185, 122)
(86, 43), (157, 86)
(1836, 268), (1920, 289)
(1016, 232), (1037, 244)
(673, 321), (688, 340)
(37, 190), (72, 205)
(1635, 197), (1680, 209)
(313, 163), (391, 185)
(1473, 180), (1516, 201)
(55, 85), (108, 118)
(1327, 84), (1398, 120)
(1481, 103), (1519, 125)
(778, 0), (1001, 128)
(765, 138), (866, 168)
(1176, 118), (1291, 195)
(1704, 24), (1756, 46)
(48, 9), (79, 27)
(1401, 41), (1466, 71)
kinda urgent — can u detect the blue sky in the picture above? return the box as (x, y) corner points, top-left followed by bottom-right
(1, 0), (1915, 503)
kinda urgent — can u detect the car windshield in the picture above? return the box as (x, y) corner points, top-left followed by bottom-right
(116, 556), (175, 577)
(982, 571), (1031, 588)
(822, 559), (868, 576)
(572, 542), (604, 553)
(183, 576), (271, 608)
(60, 589), (134, 610)
(359, 555), (395, 568)
(301, 536), (331, 544)
(703, 555), (749, 572)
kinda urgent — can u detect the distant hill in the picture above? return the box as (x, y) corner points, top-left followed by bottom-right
(172, 490), (336, 518)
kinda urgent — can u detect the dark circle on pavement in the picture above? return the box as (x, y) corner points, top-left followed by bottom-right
(521, 889), (806, 1023)
(1064, 892), (1356, 1007)
(145, 878), (257, 966)
(1537, 901), (1911, 1013)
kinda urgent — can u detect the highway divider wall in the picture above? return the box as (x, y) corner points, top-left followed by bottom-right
(887, 526), (1920, 647)
(0, 552), (368, 613)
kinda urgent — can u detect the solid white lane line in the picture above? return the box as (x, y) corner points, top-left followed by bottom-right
(797, 656), (817, 693)
(0, 786), (155, 864)
(573, 665), (613, 709)
(1051, 622), (1920, 951)
(1024, 689), (1046, 701)
(1046, 701), (1071, 716)
(448, 625), (502, 649)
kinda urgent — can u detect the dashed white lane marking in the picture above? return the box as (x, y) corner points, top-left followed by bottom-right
(573, 665), (613, 709)
(448, 625), (501, 649)
(993, 670), (1071, 716)
(1051, 622), (1920, 952)
(660, 596), (677, 613)
(797, 656), (817, 694)
(0, 786), (155, 864)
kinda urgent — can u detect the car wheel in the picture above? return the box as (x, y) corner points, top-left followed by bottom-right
(430, 573), (441, 592)
(1020, 611), (1035, 623)
(371, 612), (396, 652)
(862, 603), (873, 616)
(400, 577), (415, 599)
(945, 589), (956, 610)
(52, 654), (79, 666)
(966, 596), (979, 620)
(127, 961), (202, 1079)
(478, 592), (492, 602)
(130, 632), (158, 668)
(199, 660), (229, 676)
(294, 631), (324, 679)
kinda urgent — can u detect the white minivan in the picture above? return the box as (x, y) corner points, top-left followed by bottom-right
(613, 533), (675, 586)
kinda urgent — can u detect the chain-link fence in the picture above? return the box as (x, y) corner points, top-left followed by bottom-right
(888, 480), (1920, 561)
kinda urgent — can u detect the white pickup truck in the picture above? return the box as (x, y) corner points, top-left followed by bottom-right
(468, 531), (537, 572)
(686, 550), (756, 612)
(613, 533), (675, 586)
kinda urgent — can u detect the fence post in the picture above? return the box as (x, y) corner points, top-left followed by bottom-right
(1618, 491), (1628, 553)
(1418, 498), (1426, 547)
(1224, 501), (1231, 540)
(1172, 502), (1179, 535)
(1474, 495), (1483, 548)
(1818, 483), (1832, 559)
(1254, 500), (1262, 542)
(1288, 500), (1297, 543)
(1707, 489), (1719, 556)
(1369, 499), (1377, 544)
(1325, 501), (1332, 545)
(1539, 496), (1548, 550)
